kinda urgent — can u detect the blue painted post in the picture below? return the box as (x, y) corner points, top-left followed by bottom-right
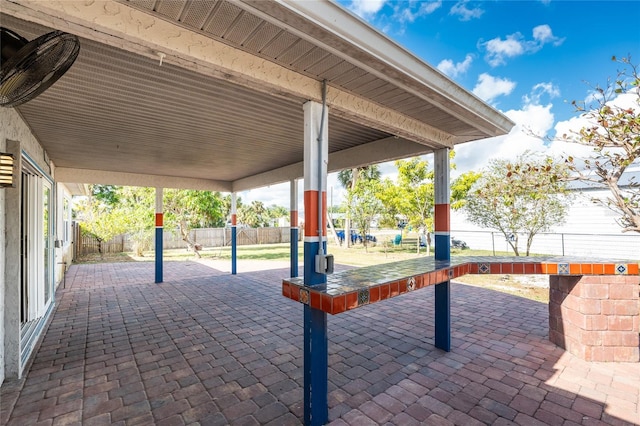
(434, 148), (451, 351)
(302, 99), (328, 426)
(291, 179), (299, 278)
(155, 187), (163, 283)
(231, 192), (237, 275)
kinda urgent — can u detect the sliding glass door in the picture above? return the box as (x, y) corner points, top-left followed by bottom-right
(20, 159), (54, 346)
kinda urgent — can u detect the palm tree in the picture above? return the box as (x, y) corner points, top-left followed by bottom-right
(337, 166), (381, 247)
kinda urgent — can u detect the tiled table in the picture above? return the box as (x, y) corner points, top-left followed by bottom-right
(282, 256), (639, 315)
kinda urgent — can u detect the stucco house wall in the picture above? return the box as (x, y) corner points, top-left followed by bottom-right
(1, 108), (74, 384)
(1, 126), (6, 383)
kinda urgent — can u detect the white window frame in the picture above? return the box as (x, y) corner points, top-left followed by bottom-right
(21, 158), (54, 322)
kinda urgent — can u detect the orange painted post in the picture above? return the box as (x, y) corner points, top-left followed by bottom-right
(434, 148), (450, 351)
(155, 187), (163, 283)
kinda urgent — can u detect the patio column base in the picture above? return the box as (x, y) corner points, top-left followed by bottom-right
(549, 275), (639, 362)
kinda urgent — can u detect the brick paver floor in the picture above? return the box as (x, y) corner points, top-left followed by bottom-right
(1, 261), (638, 425)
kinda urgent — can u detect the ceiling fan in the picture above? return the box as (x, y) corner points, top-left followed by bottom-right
(0, 27), (80, 108)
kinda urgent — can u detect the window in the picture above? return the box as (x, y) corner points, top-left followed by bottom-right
(63, 197), (70, 245)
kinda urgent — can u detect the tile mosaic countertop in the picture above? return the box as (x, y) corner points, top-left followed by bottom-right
(282, 256), (639, 315)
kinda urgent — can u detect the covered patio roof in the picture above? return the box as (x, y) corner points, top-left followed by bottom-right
(1, 0), (512, 193)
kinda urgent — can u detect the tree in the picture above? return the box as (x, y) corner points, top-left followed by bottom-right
(238, 200), (267, 227)
(464, 153), (572, 256)
(381, 157), (433, 252)
(338, 166), (381, 247)
(77, 186), (128, 258)
(118, 186), (154, 256)
(91, 184), (120, 205)
(163, 189), (225, 258)
(78, 186), (226, 258)
(379, 153), (479, 254)
(562, 56), (639, 232)
(347, 177), (383, 251)
(265, 205), (288, 227)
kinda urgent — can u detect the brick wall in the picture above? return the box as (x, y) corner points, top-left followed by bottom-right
(549, 275), (639, 362)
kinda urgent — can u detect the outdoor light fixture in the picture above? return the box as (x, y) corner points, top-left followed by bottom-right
(0, 152), (15, 187)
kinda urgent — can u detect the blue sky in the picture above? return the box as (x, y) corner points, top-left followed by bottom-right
(241, 0), (640, 208)
(338, 0), (639, 123)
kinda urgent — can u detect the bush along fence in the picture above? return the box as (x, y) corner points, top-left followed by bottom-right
(75, 226), (300, 256)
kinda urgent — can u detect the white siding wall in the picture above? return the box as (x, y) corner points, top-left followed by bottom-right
(452, 189), (639, 260)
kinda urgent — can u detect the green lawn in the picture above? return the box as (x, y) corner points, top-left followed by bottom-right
(134, 241), (510, 266)
(78, 240), (550, 302)
(76, 238), (637, 304)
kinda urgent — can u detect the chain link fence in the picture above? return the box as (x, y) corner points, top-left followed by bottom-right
(450, 230), (639, 260)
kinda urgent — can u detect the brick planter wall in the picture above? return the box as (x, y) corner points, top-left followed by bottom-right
(549, 275), (639, 362)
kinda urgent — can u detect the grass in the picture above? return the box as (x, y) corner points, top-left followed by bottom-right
(453, 274), (549, 303)
(76, 239), (555, 302)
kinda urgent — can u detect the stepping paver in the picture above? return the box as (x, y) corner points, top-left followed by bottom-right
(1, 260), (638, 425)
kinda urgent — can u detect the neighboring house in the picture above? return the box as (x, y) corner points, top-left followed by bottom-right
(451, 168), (639, 258)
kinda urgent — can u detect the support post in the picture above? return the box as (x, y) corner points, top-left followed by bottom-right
(303, 100), (329, 426)
(231, 193), (237, 275)
(290, 179), (299, 278)
(434, 149), (450, 351)
(155, 187), (163, 283)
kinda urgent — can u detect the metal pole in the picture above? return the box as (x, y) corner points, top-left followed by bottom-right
(155, 187), (163, 283)
(434, 149), (451, 352)
(231, 193), (237, 275)
(303, 99), (328, 426)
(290, 179), (299, 278)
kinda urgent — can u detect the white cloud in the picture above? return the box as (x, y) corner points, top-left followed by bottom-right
(393, 0), (442, 23)
(454, 132), (544, 177)
(523, 82), (561, 106)
(482, 35), (524, 67)
(532, 24), (564, 46)
(549, 97), (639, 176)
(549, 114), (597, 163)
(554, 91), (639, 142)
(454, 89), (581, 175)
(348, 0), (387, 18)
(533, 82), (560, 98)
(505, 103), (556, 137)
(450, 1), (484, 21)
(437, 54), (473, 78)
(472, 73), (516, 104)
(481, 24), (564, 67)
(454, 89), (639, 177)
(453, 124), (588, 178)
(419, 0), (443, 14)
(454, 102), (552, 175)
(240, 182), (292, 209)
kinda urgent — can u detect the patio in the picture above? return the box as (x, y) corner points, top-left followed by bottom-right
(1, 261), (638, 425)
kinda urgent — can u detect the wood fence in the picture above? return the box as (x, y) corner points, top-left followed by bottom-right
(75, 226), (298, 256)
